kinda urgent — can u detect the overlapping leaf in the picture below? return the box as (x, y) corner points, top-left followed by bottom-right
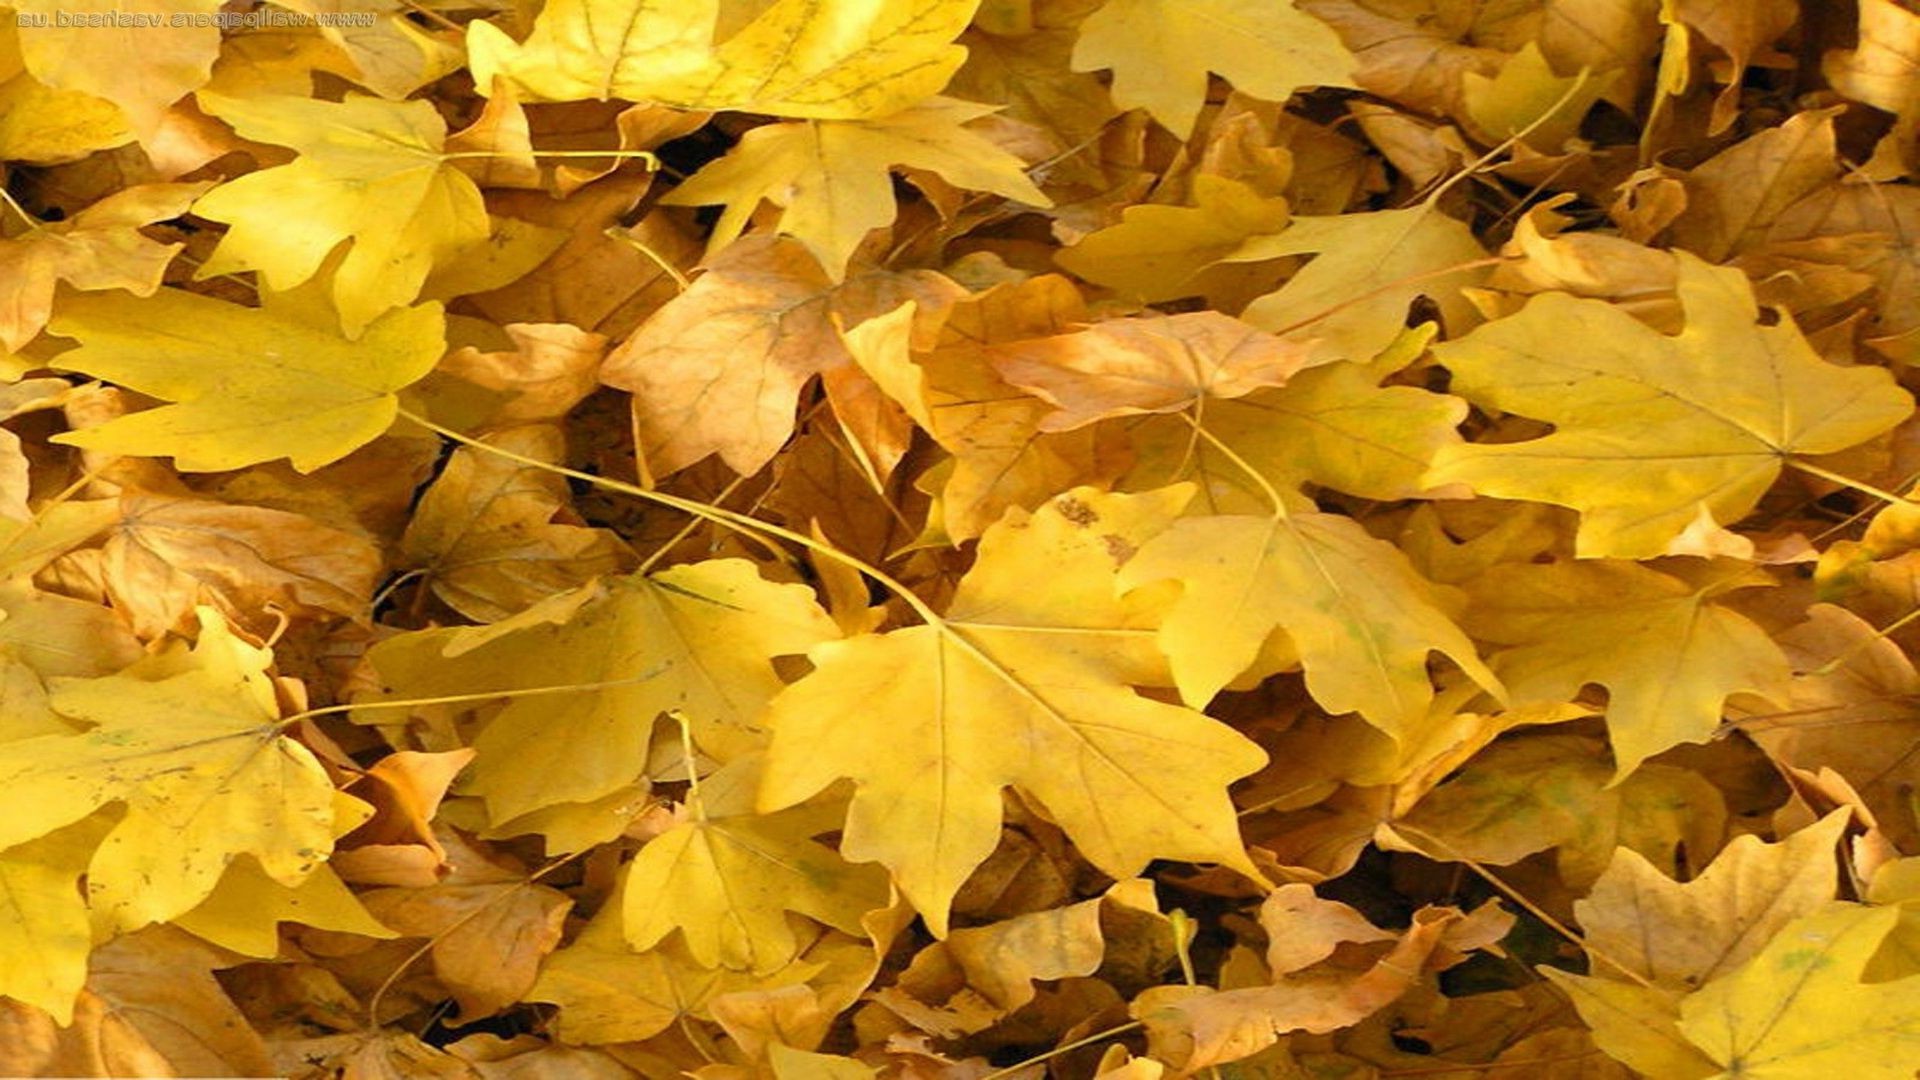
(47, 287), (444, 472)
(1428, 254), (1915, 558)
(0, 611), (346, 935)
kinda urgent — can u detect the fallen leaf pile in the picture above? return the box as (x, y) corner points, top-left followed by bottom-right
(4, 0), (1920, 1076)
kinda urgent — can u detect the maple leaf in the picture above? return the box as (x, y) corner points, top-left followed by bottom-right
(465, 0), (717, 104)
(9, 0), (220, 138)
(1230, 205), (1489, 363)
(1133, 905), (1466, 1071)
(1464, 559), (1793, 777)
(1118, 506), (1498, 731)
(1070, 0), (1358, 138)
(0, 32), (134, 164)
(1824, 0), (1920, 174)
(473, 0), (977, 120)
(1052, 175), (1293, 305)
(368, 560), (839, 821)
(760, 489), (1265, 934)
(1583, 811), (1849, 976)
(360, 828), (572, 1022)
(171, 858), (395, 959)
(932, 482), (1190, 686)
(1427, 253), (1914, 558)
(878, 890), (1114, 1034)
(101, 491), (386, 639)
(1296, 0), (1516, 119)
(190, 92), (489, 335)
(990, 311), (1313, 432)
(911, 274), (1129, 539)
(1668, 109), (1840, 263)
(635, 0), (981, 119)
(529, 887), (835, 1043)
(1461, 41), (1617, 150)
(1014, 322), (1463, 515)
(599, 236), (964, 477)
(280, 0), (464, 100)
(1387, 734), (1729, 889)
(622, 758), (890, 973)
(663, 98), (1049, 279)
(0, 820), (101, 1023)
(1122, 343), (1468, 513)
(950, 14), (1117, 181)
(1540, 812), (1852, 1077)
(45, 287), (444, 472)
(0, 610), (348, 934)
(0, 182), (205, 352)
(398, 427), (633, 623)
(1677, 903), (1920, 1077)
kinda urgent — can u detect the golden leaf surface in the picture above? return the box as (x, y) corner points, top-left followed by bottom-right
(1428, 254), (1914, 558)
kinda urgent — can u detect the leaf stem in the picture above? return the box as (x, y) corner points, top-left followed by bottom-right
(438, 149), (661, 165)
(976, 1020), (1146, 1080)
(1388, 824), (1656, 991)
(397, 408), (945, 627)
(604, 225), (694, 293)
(285, 669), (668, 728)
(1418, 68), (1594, 209)
(0, 188), (44, 231)
(365, 846), (588, 1027)
(1786, 458), (1920, 510)
(1807, 603), (1920, 677)
(1182, 410), (1289, 518)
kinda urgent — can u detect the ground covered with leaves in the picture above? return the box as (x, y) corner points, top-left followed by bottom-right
(3, 0), (1920, 1076)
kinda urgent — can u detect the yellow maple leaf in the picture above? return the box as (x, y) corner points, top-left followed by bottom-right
(907, 274), (1126, 539)
(530, 885), (828, 1044)
(760, 489), (1263, 934)
(171, 857), (395, 959)
(1539, 812), (1851, 1077)
(1118, 507), (1499, 731)
(1677, 902), (1920, 1077)
(0, 30), (132, 164)
(1070, 0), (1357, 138)
(938, 483), (1191, 686)
(0, 817), (104, 1023)
(0, 183), (205, 352)
(990, 311), (1313, 432)
(46, 287), (444, 472)
(473, 0), (976, 120)
(398, 426), (632, 623)
(1823, 0), (1920, 174)
(664, 98), (1048, 279)
(1462, 41), (1618, 149)
(1386, 734), (1728, 889)
(1053, 175), (1293, 305)
(1427, 253), (1914, 558)
(637, 0), (980, 118)
(1465, 559), (1793, 778)
(465, 0), (717, 104)
(367, 560), (840, 822)
(191, 91), (489, 335)
(599, 236), (964, 476)
(1122, 342), (1468, 514)
(1230, 205), (1489, 363)
(0, 609), (349, 934)
(9, 0), (220, 138)
(1590, 812), (1849, 971)
(622, 757), (890, 973)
